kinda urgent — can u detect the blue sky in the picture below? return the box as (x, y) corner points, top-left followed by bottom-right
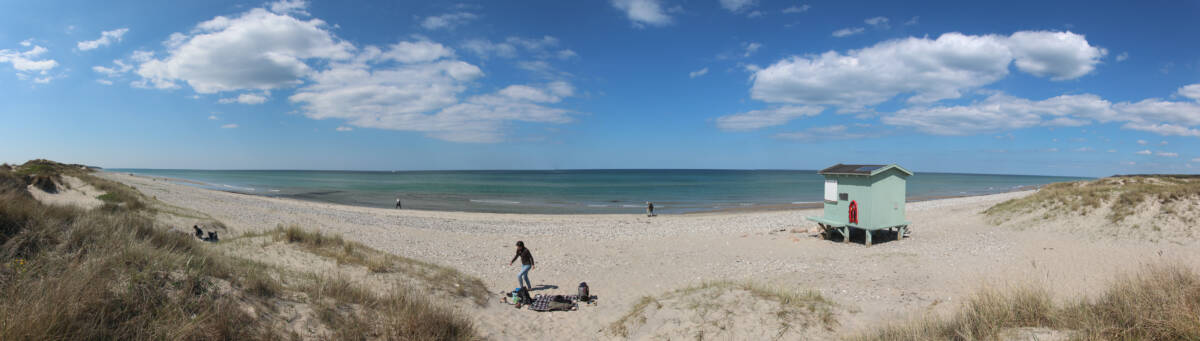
(1, 0), (1198, 176)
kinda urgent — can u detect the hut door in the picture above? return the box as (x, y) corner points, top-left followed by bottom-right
(824, 179), (837, 202)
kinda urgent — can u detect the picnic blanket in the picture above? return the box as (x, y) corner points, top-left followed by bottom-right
(529, 294), (579, 312)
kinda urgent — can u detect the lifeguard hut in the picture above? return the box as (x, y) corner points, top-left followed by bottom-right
(805, 164), (912, 246)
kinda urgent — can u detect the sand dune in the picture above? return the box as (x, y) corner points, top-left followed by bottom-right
(101, 172), (1200, 340)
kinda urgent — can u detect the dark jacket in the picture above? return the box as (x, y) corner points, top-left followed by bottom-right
(511, 247), (534, 266)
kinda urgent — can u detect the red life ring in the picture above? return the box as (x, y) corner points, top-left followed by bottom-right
(848, 200), (858, 224)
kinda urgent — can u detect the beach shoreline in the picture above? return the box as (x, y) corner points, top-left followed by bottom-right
(114, 170), (1050, 216)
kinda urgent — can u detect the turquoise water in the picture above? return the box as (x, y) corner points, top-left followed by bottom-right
(108, 169), (1087, 214)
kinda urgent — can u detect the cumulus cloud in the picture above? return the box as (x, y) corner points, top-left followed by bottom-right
(1115, 51), (1128, 62)
(135, 6), (354, 92)
(689, 67), (709, 78)
(221, 123), (239, 129)
(831, 27), (865, 37)
(0, 42), (59, 82)
(336, 126), (352, 131)
(219, 93), (269, 104)
(461, 36), (569, 61)
(133, 0), (578, 143)
(715, 106), (824, 131)
(77, 28), (129, 51)
(611, 0), (673, 27)
(1178, 84), (1200, 101)
(1006, 31), (1106, 80)
(719, 0), (756, 13)
(96, 79), (113, 85)
(421, 12), (478, 30)
(774, 124), (871, 141)
(1135, 150), (1152, 155)
(880, 91), (1200, 137)
(1156, 151), (1178, 157)
(748, 31), (1104, 111)
(782, 5), (810, 14)
(1137, 139), (1147, 145)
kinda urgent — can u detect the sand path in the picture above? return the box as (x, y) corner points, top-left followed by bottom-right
(102, 172), (1200, 340)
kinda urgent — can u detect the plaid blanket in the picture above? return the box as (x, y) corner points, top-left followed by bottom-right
(529, 295), (578, 312)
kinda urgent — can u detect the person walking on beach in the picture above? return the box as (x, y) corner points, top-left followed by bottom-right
(646, 202), (655, 217)
(395, 196), (402, 209)
(509, 241), (534, 290)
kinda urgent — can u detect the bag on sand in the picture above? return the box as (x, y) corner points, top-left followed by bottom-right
(517, 287), (533, 304)
(578, 282), (589, 301)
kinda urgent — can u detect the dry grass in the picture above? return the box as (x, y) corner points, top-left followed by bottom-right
(610, 280), (837, 338)
(261, 224), (490, 306)
(0, 160), (480, 340)
(855, 264), (1200, 341)
(986, 176), (1200, 223)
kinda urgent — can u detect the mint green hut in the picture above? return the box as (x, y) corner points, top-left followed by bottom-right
(805, 164), (913, 246)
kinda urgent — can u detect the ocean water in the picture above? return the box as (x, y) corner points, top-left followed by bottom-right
(108, 169), (1087, 214)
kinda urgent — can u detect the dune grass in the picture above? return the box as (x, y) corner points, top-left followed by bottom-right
(250, 224), (490, 306)
(855, 264), (1200, 341)
(0, 160), (480, 340)
(985, 176), (1200, 223)
(610, 280), (837, 338)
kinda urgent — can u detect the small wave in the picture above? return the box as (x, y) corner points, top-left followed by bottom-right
(587, 204), (609, 207)
(791, 201), (818, 204)
(469, 199), (520, 205)
(270, 189), (281, 192)
(621, 204), (640, 208)
(739, 203), (753, 206)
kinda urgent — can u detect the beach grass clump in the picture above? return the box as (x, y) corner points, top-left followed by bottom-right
(855, 264), (1200, 341)
(268, 224), (490, 306)
(610, 280), (836, 338)
(301, 276), (476, 341)
(985, 176), (1200, 223)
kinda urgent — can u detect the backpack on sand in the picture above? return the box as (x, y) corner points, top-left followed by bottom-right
(578, 282), (589, 302)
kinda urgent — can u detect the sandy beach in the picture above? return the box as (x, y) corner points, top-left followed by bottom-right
(99, 172), (1200, 340)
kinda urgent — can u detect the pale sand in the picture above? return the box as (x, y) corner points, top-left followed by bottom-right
(100, 172), (1200, 340)
(27, 175), (104, 209)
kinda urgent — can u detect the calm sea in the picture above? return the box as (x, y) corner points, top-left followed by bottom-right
(107, 169), (1087, 214)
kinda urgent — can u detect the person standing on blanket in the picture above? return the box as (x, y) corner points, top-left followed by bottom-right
(509, 241), (535, 290)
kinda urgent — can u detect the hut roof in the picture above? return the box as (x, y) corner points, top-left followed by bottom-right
(818, 163), (913, 177)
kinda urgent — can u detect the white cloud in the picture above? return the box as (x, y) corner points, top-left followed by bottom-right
(1115, 51), (1128, 62)
(208, 115), (219, 120)
(782, 5), (810, 14)
(689, 67), (709, 78)
(1114, 99), (1200, 127)
(462, 36), (567, 60)
(743, 42), (762, 57)
(1107, 149), (1117, 153)
(864, 16), (889, 29)
(1122, 161), (1136, 165)
(1121, 122), (1200, 137)
(1074, 147), (1092, 152)
(556, 49), (578, 60)
(77, 28), (129, 51)
(336, 126), (352, 131)
(882, 93), (1117, 135)
(221, 123), (239, 129)
(1192, 158), (1200, 162)
(1135, 149), (1151, 155)
(1178, 84), (1200, 101)
(219, 93), (269, 105)
(1137, 139), (1147, 145)
(719, 0), (757, 13)
(831, 27), (865, 38)
(715, 105), (824, 131)
(96, 79), (113, 85)
(611, 0), (673, 27)
(774, 124), (870, 141)
(421, 12), (478, 30)
(749, 31), (1104, 111)
(135, 5), (354, 92)
(746, 10), (764, 18)
(0, 42), (59, 82)
(269, 0), (309, 16)
(903, 16), (919, 25)
(1156, 151), (1178, 157)
(134, 1), (578, 143)
(1006, 31), (1106, 80)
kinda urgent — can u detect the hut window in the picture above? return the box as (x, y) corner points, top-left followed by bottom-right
(839, 193), (849, 201)
(824, 179), (837, 202)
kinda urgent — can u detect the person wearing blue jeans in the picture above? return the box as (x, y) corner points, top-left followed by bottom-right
(509, 241), (535, 289)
